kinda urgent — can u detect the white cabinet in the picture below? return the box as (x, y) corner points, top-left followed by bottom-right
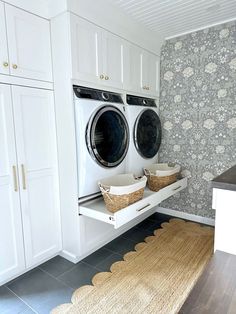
(0, 84), (25, 283)
(102, 31), (123, 89)
(5, 4), (52, 81)
(69, 15), (160, 95)
(70, 15), (123, 89)
(0, 85), (61, 284)
(213, 188), (236, 255)
(12, 86), (61, 267)
(126, 44), (142, 93)
(0, 1), (9, 75)
(126, 44), (159, 96)
(141, 51), (159, 96)
(71, 14), (103, 85)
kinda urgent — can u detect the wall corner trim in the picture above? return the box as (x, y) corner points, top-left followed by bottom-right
(156, 207), (215, 226)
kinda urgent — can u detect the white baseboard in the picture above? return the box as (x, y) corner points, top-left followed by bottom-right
(59, 250), (79, 264)
(1, 252), (59, 286)
(156, 207), (215, 226)
(60, 208), (157, 263)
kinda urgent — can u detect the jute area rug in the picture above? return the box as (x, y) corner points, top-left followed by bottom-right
(52, 219), (214, 314)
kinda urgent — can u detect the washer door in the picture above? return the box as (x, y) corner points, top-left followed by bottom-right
(87, 105), (129, 168)
(134, 109), (162, 159)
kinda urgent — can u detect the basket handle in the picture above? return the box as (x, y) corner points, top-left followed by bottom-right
(99, 184), (115, 203)
(99, 184), (110, 194)
(144, 168), (151, 176)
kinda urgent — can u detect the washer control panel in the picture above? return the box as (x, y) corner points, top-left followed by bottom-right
(73, 85), (123, 104)
(126, 94), (156, 107)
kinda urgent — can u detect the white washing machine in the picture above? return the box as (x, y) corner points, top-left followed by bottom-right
(125, 94), (162, 176)
(74, 86), (129, 201)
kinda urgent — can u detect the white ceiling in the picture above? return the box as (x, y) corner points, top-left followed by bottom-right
(108, 0), (236, 39)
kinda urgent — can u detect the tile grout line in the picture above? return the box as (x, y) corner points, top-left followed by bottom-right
(38, 264), (76, 282)
(5, 286), (38, 314)
(53, 249), (121, 280)
(38, 267), (76, 291)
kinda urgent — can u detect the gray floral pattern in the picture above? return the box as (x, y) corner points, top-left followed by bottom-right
(159, 21), (236, 219)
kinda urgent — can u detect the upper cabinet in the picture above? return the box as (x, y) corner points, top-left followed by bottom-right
(125, 44), (142, 93)
(141, 50), (160, 96)
(70, 15), (124, 90)
(0, 3), (52, 82)
(126, 44), (160, 96)
(102, 31), (124, 89)
(71, 15), (103, 85)
(0, 1), (9, 75)
(5, 5), (52, 81)
(69, 15), (159, 96)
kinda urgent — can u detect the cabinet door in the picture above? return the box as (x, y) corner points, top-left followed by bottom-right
(0, 84), (25, 285)
(12, 86), (61, 268)
(5, 5), (52, 81)
(142, 51), (159, 95)
(102, 31), (124, 89)
(0, 2), (9, 75)
(126, 44), (142, 93)
(70, 15), (103, 84)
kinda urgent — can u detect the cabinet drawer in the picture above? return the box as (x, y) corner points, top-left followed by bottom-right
(79, 178), (187, 229)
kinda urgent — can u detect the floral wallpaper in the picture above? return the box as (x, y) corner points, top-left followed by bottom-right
(159, 21), (236, 219)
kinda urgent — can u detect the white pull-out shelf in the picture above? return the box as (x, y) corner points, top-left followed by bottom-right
(79, 177), (187, 229)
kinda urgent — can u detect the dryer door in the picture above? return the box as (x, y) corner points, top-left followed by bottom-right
(87, 105), (129, 168)
(134, 109), (161, 158)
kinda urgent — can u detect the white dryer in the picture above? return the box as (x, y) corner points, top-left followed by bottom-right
(74, 86), (129, 201)
(125, 95), (162, 176)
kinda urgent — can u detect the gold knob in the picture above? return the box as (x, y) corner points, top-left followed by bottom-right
(143, 86), (146, 90)
(3, 61), (9, 67)
(100, 74), (104, 79)
(147, 87), (150, 90)
(12, 64), (18, 69)
(105, 76), (109, 80)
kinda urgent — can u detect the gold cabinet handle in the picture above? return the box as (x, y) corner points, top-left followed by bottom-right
(100, 74), (104, 79)
(12, 64), (18, 69)
(3, 61), (9, 67)
(12, 166), (18, 192)
(105, 76), (109, 80)
(147, 87), (150, 90)
(21, 164), (26, 190)
(143, 86), (146, 90)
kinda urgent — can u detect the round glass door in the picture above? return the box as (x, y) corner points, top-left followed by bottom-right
(87, 106), (129, 168)
(134, 109), (162, 158)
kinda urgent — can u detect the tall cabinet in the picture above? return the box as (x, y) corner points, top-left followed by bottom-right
(0, 84), (25, 283)
(0, 84), (61, 284)
(0, 1), (61, 285)
(12, 87), (61, 268)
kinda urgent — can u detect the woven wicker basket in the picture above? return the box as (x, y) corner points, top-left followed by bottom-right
(144, 171), (178, 192)
(99, 174), (147, 213)
(101, 187), (145, 213)
(144, 164), (180, 192)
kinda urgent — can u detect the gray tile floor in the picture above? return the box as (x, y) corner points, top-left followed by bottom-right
(1, 213), (172, 314)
